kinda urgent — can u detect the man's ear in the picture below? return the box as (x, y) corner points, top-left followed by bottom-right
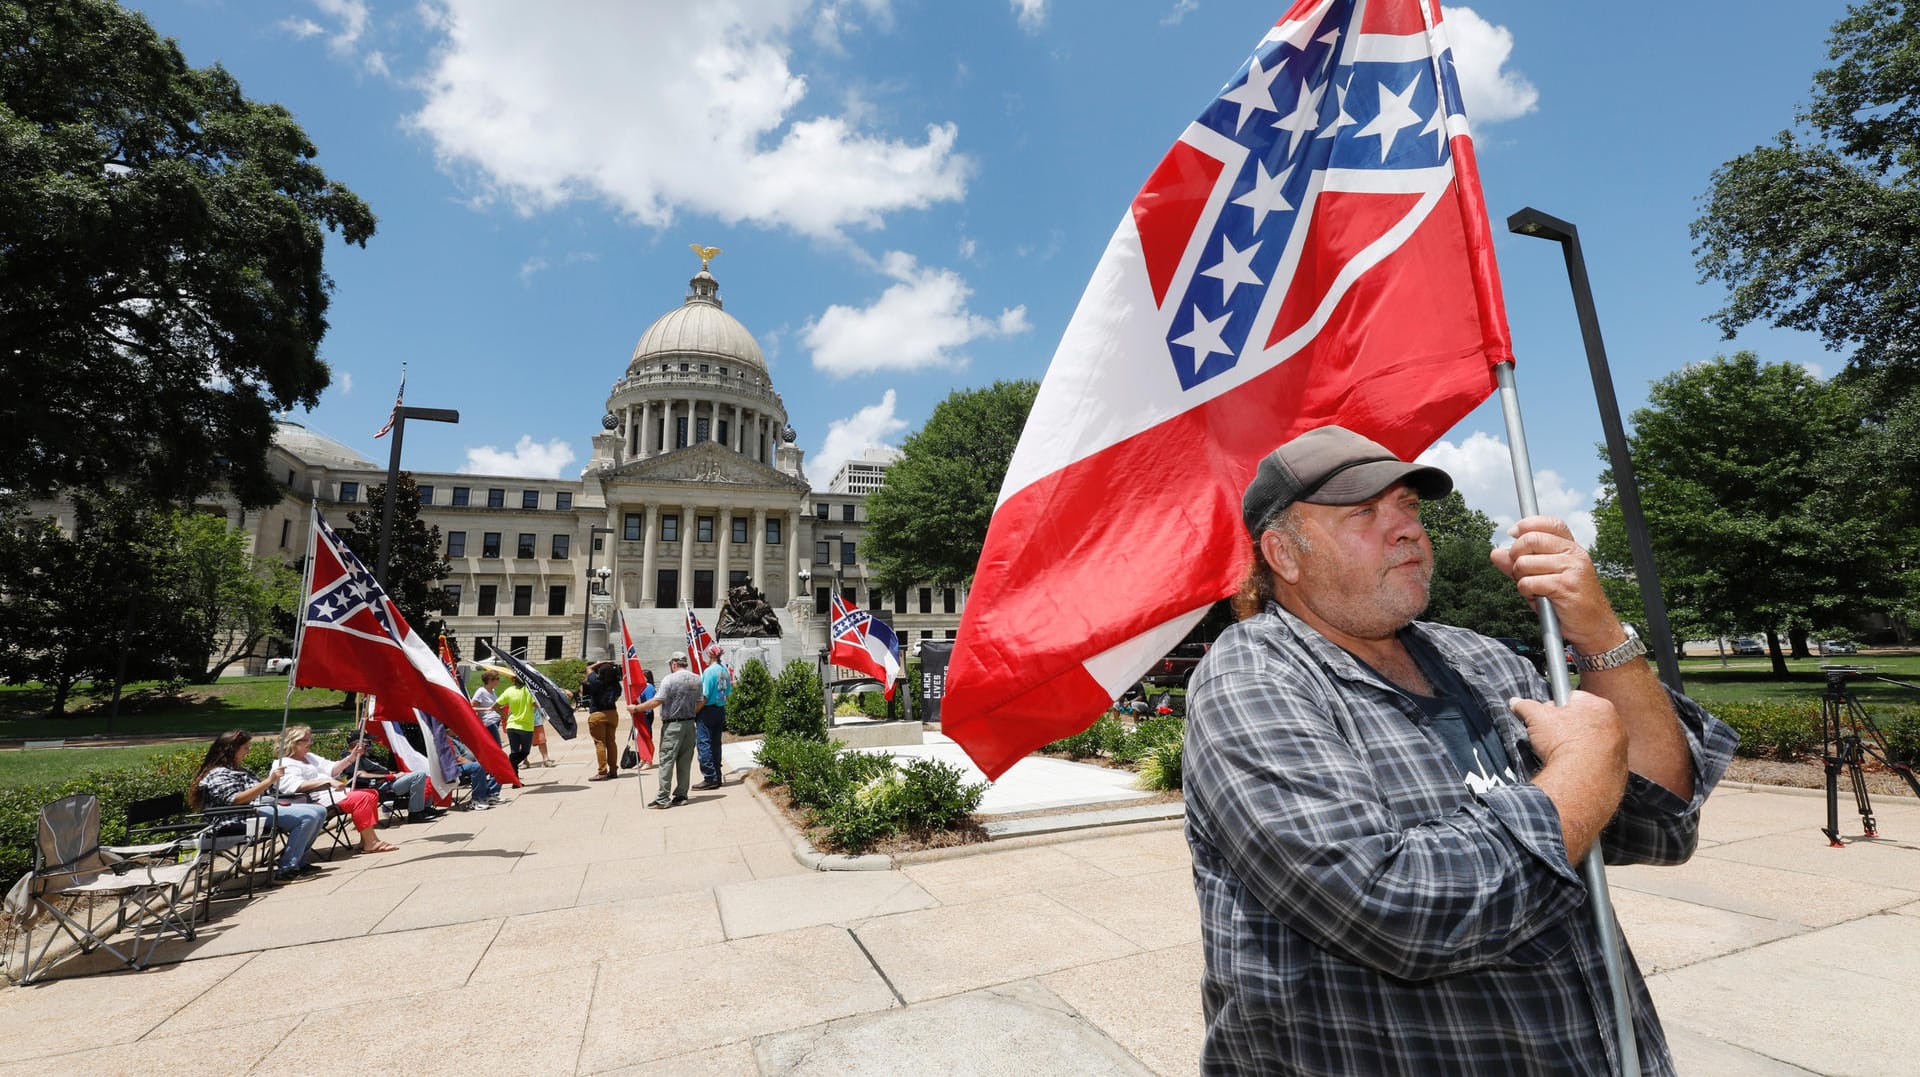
(1259, 529), (1302, 585)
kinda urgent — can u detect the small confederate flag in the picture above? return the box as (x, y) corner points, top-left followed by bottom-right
(685, 605), (715, 674)
(942, 0), (1511, 779)
(829, 593), (903, 700)
(293, 507), (517, 788)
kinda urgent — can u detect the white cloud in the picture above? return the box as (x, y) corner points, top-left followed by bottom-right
(409, 1), (971, 239)
(338, 371), (354, 395)
(518, 256), (549, 284)
(1417, 432), (1597, 548)
(462, 436), (578, 478)
(1800, 360), (1827, 380)
(803, 251), (1030, 377)
(1010, 0), (1046, 31)
(957, 236), (978, 261)
(281, 17), (325, 39)
(1442, 7), (1537, 124)
(812, 0), (892, 52)
(363, 50), (391, 78)
(518, 250), (602, 285)
(1162, 0), (1200, 27)
(806, 389), (908, 488)
(311, 0), (370, 54)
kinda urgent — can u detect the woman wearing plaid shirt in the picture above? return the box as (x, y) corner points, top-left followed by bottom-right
(1185, 428), (1736, 1076)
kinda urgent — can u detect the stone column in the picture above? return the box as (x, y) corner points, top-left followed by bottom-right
(716, 506), (732, 603)
(635, 401), (649, 457)
(751, 506), (767, 589)
(639, 503), (659, 604)
(785, 508), (800, 606)
(733, 403), (744, 453)
(679, 503), (694, 607)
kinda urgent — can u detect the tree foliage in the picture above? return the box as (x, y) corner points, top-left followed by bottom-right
(0, 0), (376, 507)
(1418, 491), (1538, 640)
(1693, 2), (1920, 386)
(866, 380), (1040, 589)
(726, 657), (774, 735)
(1591, 353), (1876, 675)
(167, 511), (300, 682)
(342, 474), (455, 642)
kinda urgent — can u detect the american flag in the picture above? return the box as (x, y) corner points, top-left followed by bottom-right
(942, 0), (1511, 779)
(372, 368), (405, 439)
(685, 605), (714, 674)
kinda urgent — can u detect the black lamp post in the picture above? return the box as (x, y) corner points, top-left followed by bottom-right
(375, 404), (460, 592)
(1507, 207), (1683, 693)
(582, 525), (616, 658)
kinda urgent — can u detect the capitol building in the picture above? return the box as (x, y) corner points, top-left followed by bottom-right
(248, 257), (964, 672)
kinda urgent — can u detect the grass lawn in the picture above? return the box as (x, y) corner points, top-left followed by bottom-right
(1674, 651), (1920, 710)
(0, 743), (188, 788)
(0, 676), (357, 740)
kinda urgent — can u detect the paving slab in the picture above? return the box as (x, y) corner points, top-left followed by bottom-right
(1700, 829), (1920, 892)
(150, 919), (500, 1035)
(1042, 867), (1203, 950)
(0, 952), (253, 1060)
(0, 1013), (302, 1076)
(255, 964), (592, 1077)
(328, 843), (531, 891)
(519, 830), (669, 868)
(468, 889), (726, 984)
(1042, 941), (1206, 1077)
(577, 924), (899, 1071)
(373, 862), (587, 933)
(756, 978), (1154, 1076)
(576, 845), (756, 904)
(854, 891), (1139, 1004)
(1608, 851), (1919, 928)
(715, 870), (937, 939)
(902, 845), (1117, 906)
(1609, 887), (1805, 974)
(1649, 913), (1920, 1076)
(1664, 1029), (1822, 1076)
(592, 1039), (761, 1076)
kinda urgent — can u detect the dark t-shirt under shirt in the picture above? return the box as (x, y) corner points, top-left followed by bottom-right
(1401, 630), (1515, 793)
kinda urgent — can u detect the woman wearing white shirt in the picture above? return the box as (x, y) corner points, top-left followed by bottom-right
(275, 725), (399, 854)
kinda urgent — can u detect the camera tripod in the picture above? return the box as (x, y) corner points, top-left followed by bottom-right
(1819, 666), (1920, 846)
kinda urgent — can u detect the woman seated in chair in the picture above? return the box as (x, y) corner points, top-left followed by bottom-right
(189, 730), (329, 882)
(274, 726), (399, 854)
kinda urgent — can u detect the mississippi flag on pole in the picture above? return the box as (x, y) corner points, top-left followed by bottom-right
(294, 508), (518, 788)
(942, 0), (1512, 780)
(829, 593), (904, 700)
(685, 605), (715, 674)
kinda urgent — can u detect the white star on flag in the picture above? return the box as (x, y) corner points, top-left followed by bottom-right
(1356, 76), (1425, 161)
(1172, 308), (1234, 362)
(1220, 53), (1285, 134)
(1272, 77), (1327, 156)
(1232, 161), (1295, 231)
(1200, 237), (1265, 303)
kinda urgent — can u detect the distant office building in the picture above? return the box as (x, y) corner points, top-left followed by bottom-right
(827, 447), (903, 495)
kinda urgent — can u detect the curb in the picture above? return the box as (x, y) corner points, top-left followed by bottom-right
(744, 772), (1188, 872)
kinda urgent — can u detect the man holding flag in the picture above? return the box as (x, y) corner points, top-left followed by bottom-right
(931, 2), (1737, 1073)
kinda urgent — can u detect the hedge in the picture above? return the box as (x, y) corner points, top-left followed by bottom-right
(756, 732), (985, 853)
(1712, 700), (1920, 765)
(2, 730), (352, 895)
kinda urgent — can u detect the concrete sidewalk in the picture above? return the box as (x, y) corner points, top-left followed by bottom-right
(3, 731), (1918, 1075)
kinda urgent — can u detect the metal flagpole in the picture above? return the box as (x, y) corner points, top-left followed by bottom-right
(1494, 361), (1640, 1077)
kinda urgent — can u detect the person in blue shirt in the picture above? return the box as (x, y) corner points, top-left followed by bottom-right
(695, 644), (731, 789)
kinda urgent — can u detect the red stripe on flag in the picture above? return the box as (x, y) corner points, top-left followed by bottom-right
(1267, 190), (1426, 349)
(1362, 0), (1439, 35)
(1131, 140), (1226, 307)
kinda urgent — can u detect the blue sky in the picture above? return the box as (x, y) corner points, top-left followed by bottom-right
(132, 1), (1845, 544)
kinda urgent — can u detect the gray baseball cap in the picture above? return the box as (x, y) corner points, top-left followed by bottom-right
(1242, 425), (1452, 535)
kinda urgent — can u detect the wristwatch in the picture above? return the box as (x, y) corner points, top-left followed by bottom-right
(1573, 625), (1647, 673)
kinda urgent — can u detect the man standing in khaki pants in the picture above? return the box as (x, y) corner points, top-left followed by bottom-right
(583, 660), (624, 782)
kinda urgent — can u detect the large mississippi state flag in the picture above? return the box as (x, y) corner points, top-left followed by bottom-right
(943, 0), (1512, 779)
(620, 617), (655, 763)
(829, 593), (904, 700)
(294, 509), (518, 789)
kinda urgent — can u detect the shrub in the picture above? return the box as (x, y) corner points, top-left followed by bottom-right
(768, 660), (827, 741)
(1713, 701), (1823, 760)
(1138, 740), (1184, 791)
(891, 757), (986, 831)
(753, 733), (986, 854)
(538, 658), (589, 695)
(1044, 714), (1123, 759)
(728, 658), (773, 735)
(1883, 710), (1920, 766)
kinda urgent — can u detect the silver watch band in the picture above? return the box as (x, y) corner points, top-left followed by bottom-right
(1573, 626), (1646, 673)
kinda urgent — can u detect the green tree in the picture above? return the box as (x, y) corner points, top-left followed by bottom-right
(1694, 3), (1920, 382)
(0, 492), (191, 715)
(866, 380), (1040, 589)
(342, 475), (455, 641)
(1592, 353), (1874, 676)
(727, 657), (774, 735)
(1418, 491), (1538, 640)
(165, 511), (301, 682)
(0, 0), (376, 508)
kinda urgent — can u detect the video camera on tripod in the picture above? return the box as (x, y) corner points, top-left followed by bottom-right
(1816, 665), (1920, 846)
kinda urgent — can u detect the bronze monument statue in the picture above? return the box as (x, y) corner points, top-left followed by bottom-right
(716, 580), (782, 637)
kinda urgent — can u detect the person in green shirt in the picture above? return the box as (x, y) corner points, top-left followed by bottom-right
(497, 674), (538, 775)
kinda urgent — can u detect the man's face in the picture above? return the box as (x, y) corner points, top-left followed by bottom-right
(1270, 483), (1433, 640)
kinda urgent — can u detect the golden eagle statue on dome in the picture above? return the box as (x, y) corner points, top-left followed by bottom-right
(689, 244), (722, 271)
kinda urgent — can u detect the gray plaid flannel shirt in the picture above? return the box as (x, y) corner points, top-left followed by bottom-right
(1185, 604), (1737, 1076)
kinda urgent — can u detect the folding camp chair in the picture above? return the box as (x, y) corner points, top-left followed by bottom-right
(5, 794), (204, 984)
(123, 794), (281, 923)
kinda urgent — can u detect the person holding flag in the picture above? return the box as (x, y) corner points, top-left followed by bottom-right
(620, 618), (655, 766)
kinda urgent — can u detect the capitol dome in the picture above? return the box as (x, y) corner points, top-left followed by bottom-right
(273, 421), (374, 468)
(626, 269), (766, 376)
